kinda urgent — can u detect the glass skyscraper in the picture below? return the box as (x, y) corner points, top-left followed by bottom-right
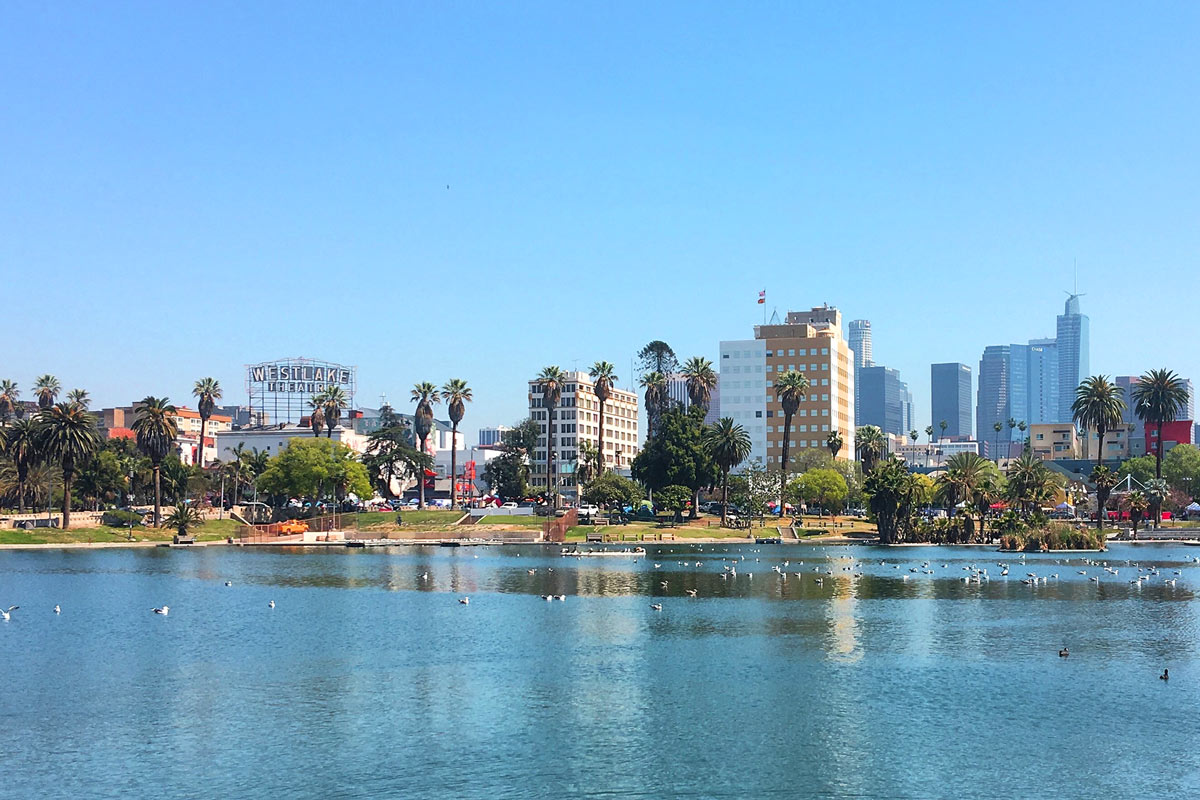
(930, 362), (972, 439)
(859, 365), (912, 438)
(1056, 294), (1090, 422)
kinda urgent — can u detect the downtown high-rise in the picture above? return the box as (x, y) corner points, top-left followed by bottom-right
(930, 362), (972, 438)
(1056, 294), (1090, 422)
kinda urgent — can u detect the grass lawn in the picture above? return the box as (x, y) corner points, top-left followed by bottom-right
(0, 517), (241, 545)
(476, 516), (544, 528)
(352, 509), (465, 534)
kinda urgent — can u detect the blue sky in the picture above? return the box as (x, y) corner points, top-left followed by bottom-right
(3, 1), (1198, 440)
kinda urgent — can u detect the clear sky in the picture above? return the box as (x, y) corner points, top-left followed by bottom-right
(3, 1), (1198, 442)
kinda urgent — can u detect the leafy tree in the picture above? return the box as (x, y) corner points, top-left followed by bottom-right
(363, 426), (431, 499)
(36, 403), (100, 529)
(34, 374), (60, 409)
(132, 396), (178, 527)
(936, 452), (1002, 540)
(378, 403), (401, 430)
(75, 447), (128, 510)
(410, 382), (440, 508)
(682, 356), (717, 414)
(856, 425), (886, 472)
(790, 468), (848, 517)
(482, 451), (529, 501)
(826, 429), (843, 459)
(636, 340), (679, 380)
(702, 417), (752, 527)
(655, 484), (691, 525)
(631, 406), (717, 515)
(729, 459), (774, 520)
(588, 361), (617, 474)
(1132, 368), (1189, 525)
(0, 379), (18, 425)
(1163, 444), (1200, 496)
(501, 418), (541, 455)
(164, 504), (202, 539)
(534, 367), (565, 507)
(192, 377), (222, 467)
(1118, 455), (1156, 487)
(639, 371), (669, 439)
(774, 370), (810, 516)
(939, 420), (948, 439)
(1072, 375), (1126, 467)
(864, 458), (921, 544)
(581, 472), (641, 510)
(256, 438), (371, 506)
(441, 378), (472, 507)
(1005, 453), (1063, 516)
(992, 420), (1004, 460)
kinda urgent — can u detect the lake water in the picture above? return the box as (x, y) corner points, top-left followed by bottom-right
(2, 542), (1199, 799)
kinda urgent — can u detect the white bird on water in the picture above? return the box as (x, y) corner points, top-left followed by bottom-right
(1, 606), (18, 621)
(650, 603), (663, 611)
(53, 605), (61, 615)
(686, 589), (698, 597)
(459, 597), (470, 605)
(224, 581), (232, 587)
(268, 600), (275, 609)
(152, 606), (169, 615)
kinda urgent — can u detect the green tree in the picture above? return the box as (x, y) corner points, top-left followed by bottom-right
(574, 440), (603, 487)
(588, 361), (617, 475)
(864, 458), (921, 544)
(36, 403), (101, 529)
(0, 380), (18, 425)
(534, 367), (564, 508)
(410, 382), (441, 509)
(702, 417), (752, 527)
(682, 356), (717, 415)
(631, 406), (717, 514)
(1163, 444), (1200, 496)
(192, 377), (222, 468)
(1, 419), (39, 512)
(323, 386), (349, 438)
(1090, 464), (1120, 531)
(1072, 375), (1126, 467)
(790, 468), (848, 517)
(655, 484), (691, 526)
(1005, 452), (1063, 516)
(1128, 490), (1148, 536)
(636, 340), (679, 379)
(163, 504), (202, 539)
(581, 472), (641, 510)
(909, 429), (919, 444)
(992, 421), (1004, 460)
(774, 370), (810, 516)
(925, 425), (934, 443)
(441, 378), (472, 507)
(363, 426), (431, 499)
(1132, 368), (1189, 525)
(132, 396), (179, 527)
(66, 389), (90, 409)
(309, 393), (326, 437)
(940, 420), (948, 440)
(639, 371), (669, 439)
(936, 452), (1001, 540)
(856, 425), (886, 473)
(826, 429), (843, 459)
(34, 374), (60, 409)
(256, 438), (371, 505)
(482, 451), (529, 501)
(1118, 454), (1156, 487)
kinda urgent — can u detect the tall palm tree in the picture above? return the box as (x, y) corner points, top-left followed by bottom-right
(1, 419), (39, 512)
(936, 452), (993, 540)
(856, 425), (886, 473)
(535, 367), (565, 508)
(36, 403), (100, 529)
(703, 417), (752, 527)
(939, 420), (948, 440)
(1128, 491), (1149, 537)
(323, 386), (349, 438)
(34, 375), (60, 409)
(309, 393), (326, 437)
(0, 380), (18, 425)
(1132, 368), (1189, 526)
(1090, 464), (1119, 531)
(441, 378), (472, 508)
(1072, 375), (1126, 467)
(410, 382), (440, 509)
(682, 356), (717, 414)
(1005, 452), (1061, 517)
(192, 377), (222, 468)
(826, 429), (843, 459)
(909, 429), (919, 444)
(132, 396), (178, 527)
(992, 421), (1003, 461)
(65, 389), (90, 410)
(774, 370), (810, 516)
(639, 371), (668, 439)
(925, 425), (934, 443)
(589, 361), (617, 474)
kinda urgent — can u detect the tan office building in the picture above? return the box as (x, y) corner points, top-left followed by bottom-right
(1029, 423), (1081, 461)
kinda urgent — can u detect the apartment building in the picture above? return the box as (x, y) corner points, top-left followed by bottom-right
(1029, 423), (1081, 461)
(527, 371), (639, 501)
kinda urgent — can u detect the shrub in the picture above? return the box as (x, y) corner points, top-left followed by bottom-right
(101, 510), (143, 528)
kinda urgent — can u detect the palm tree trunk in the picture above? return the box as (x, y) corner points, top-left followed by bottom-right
(450, 422), (459, 509)
(547, 406), (556, 510)
(598, 400), (606, 475)
(61, 475), (72, 530)
(153, 464), (162, 527)
(418, 435), (427, 509)
(1155, 420), (1164, 527)
(197, 418), (207, 468)
(779, 411), (793, 518)
(721, 468), (729, 527)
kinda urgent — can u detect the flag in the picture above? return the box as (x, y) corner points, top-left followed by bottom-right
(757, 290), (766, 305)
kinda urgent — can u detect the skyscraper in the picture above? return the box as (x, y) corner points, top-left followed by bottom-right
(1026, 338), (1059, 424)
(858, 366), (913, 438)
(930, 362), (972, 438)
(977, 345), (1011, 457)
(848, 319), (872, 412)
(1056, 294), (1090, 421)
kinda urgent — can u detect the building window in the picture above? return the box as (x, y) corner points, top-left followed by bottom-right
(755, 410), (763, 418)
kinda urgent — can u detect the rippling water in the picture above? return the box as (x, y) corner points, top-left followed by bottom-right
(3, 543), (1199, 799)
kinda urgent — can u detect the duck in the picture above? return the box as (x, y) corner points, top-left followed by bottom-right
(541, 595), (553, 601)
(1160, 669), (1169, 680)
(458, 597), (470, 605)
(650, 603), (663, 611)
(555, 595), (565, 601)
(268, 600), (275, 609)
(224, 581), (232, 587)
(1059, 647), (1069, 658)
(152, 606), (169, 615)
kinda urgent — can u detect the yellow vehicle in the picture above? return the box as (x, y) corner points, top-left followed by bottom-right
(279, 520), (309, 535)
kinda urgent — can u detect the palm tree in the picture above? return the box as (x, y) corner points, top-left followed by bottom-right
(1132, 368), (1189, 526)
(682, 356), (717, 414)
(1005, 452), (1061, 517)
(1072, 375), (1126, 468)
(703, 418), (752, 527)
(826, 429), (843, 459)
(925, 425), (934, 443)
(1, 419), (39, 512)
(65, 389), (90, 410)
(575, 440), (603, 487)
(535, 367), (565, 508)
(936, 452), (993, 540)
(35, 403), (100, 529)
(1128, 490), (1148, 537)
(309, 394), (326, 437)
(992, 421), (1003, 461)
(1089, 464), (1119, 531)
(774, 370), (810, 517)
(441, 378), (472, 508)
(909, 429), (919, 444)
(410, 382), (440, 509)
(0, 379), (18, 425)
(639, 371), (668, 439)
(939, 420), (948, 440)
(164, 504), (202, 540)
(589, 361), (617, 474)
(191, 377), (222, 468)
(34, 375), (60, 409)
(131, 396), (178, 527)
(323, 386), (349, 438)
(856, 425), (886, 473)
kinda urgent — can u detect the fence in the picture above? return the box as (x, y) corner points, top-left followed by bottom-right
(236, 513), (345, 542)
(543, 509), (578, 543)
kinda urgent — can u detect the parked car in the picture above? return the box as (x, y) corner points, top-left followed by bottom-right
(501, 502), (519, 509)
(577, 505), (600, 521)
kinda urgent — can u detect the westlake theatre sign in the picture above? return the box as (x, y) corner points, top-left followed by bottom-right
(249, 363), (353, 394)
(245, 358), (357, 423)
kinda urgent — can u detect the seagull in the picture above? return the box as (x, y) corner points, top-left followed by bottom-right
(152, 606), (169, 615)
(53, 605), (61, 615)
(654, 563), (662, 568)
(224, 581), (232, 587)
(527, 569), (536, 575)
(268, 600), (275, 609)
(555, 595), (565, 601)
(542, 595), (553, 601)
(686, 589), (698, 597)
(1, 606), (18, 621)
(459, 597), (470, 605)
(661, 581), (669, 588)
(420, 572), (429, 581)
(650, 603), (663, 611)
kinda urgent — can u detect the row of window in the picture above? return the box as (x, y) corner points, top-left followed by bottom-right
(767, 363), (829, 372)
(767, 348), (829, 357)
(767, 440), (826, 451)
(768, 423), (831, 433)
(766, 379), (832, 388)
